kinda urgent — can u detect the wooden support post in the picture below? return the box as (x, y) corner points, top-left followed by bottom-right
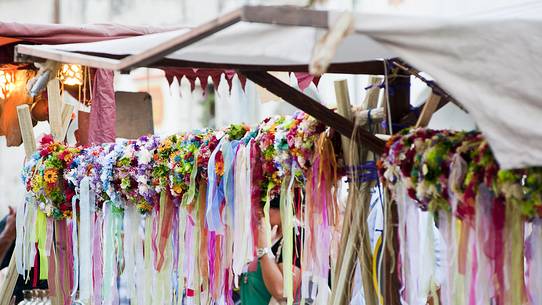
(47, 79), (63, 141)
(240, 71), (386, 155)
(60, 103), (75, 142)
(0, 105), (38, 305)
(382, 78), (409, 305)
(388, 73), (411, 127)
(331, 79), (378, 305)
(415, 93), (441, 128)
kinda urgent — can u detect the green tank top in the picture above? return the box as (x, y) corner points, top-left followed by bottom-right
(240, 262), (272, 305)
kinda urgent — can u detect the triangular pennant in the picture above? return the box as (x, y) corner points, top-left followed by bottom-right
(293, 72), (314, 91)
(224, 70), (236, 93)
(237, 74), (247, 92)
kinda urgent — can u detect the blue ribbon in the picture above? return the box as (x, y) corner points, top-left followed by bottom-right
(206, 139), (225, 233)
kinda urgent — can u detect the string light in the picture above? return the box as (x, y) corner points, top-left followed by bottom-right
(59, 64), (84, 86)
(0, 70), (15, 99)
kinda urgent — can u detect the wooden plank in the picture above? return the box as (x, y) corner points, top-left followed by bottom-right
(15, 44), (119, 70)
(241, 5), (328, 28)
(47, 79), (63, 141)
(60, 103), (75, 142)
(118, 9), (242, 71)
(415, 93), (441, 128)
(16, 104), (37, 158)
(240, 71), (386, 155)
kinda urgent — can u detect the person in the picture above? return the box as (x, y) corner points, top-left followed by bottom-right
(0, 207), (16, 264)
(240, 196), (302, 305)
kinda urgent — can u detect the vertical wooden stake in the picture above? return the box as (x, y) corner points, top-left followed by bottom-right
(16, 105), (37, 158)
(60, 103), (75, 142)
(362, 76), (383, 111)
(47, 79), (63, 141)
(331, 79), (378, 305)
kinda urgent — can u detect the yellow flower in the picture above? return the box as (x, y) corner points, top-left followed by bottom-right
(44, 169), (58, 184)
(63, 210), (72, 218)
(137, 202), (153, 213)
(172, 184), (183, 195)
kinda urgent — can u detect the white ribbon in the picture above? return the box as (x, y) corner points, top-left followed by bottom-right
(71, 194), (80, 301)
(78, 177), (92, 302)
(15, 198), (27, 275)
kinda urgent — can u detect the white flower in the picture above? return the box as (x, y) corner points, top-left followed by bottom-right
(137, 149), (152, 165)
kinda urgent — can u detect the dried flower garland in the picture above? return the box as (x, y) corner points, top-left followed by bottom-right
(22, 112), (325, 219)
(379, 128), (542, 218)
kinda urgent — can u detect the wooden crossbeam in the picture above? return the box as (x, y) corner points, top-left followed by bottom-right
(415, 93), (441, 128)
(240, 71), (386, 155)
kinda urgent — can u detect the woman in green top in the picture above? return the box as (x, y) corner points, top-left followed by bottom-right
(240, 197), (302, 305)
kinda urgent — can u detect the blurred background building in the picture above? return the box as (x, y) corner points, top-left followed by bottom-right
(0, 0), (529, 213)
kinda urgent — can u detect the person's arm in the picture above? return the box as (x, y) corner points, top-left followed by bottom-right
(257, 221), (302, 301)
(0, 207), (16, 263)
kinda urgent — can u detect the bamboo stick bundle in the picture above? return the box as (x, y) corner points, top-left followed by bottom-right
(331, 79), (379, 305)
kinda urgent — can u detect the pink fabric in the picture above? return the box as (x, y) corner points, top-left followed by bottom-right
(0, 22), (178, 44)
(88, 69), (116, 144)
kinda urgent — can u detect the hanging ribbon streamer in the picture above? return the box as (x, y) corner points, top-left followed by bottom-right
(157, 192), (175, 271)
(206, 138), (226, 234)
(92, 213), (104, 305)
(280, 168), (296, 305)
(526, 219), (542, 305)
(36, 208), (48, 280)
(70, 194), (80, 302)
(78, 177), (93, 302)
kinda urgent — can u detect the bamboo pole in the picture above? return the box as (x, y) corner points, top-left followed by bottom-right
(331, 79), (378, 305)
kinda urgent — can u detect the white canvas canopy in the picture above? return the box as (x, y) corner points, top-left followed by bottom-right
(15, 5), (542, 169)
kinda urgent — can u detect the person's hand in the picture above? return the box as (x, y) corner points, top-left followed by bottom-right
(257, 217), (278, 249)
(1, 207), (16, 244)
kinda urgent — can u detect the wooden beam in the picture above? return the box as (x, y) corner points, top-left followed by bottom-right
(118, 9), (242, 71)
(15, 44), (120, 70)
(415, 93), (441, 128)
(47, 79), (63, 141)
(241, 5), (328, 28)
(241, 71), (386, 154)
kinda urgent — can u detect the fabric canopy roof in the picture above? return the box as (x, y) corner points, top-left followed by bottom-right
(14, 5), (542, 169)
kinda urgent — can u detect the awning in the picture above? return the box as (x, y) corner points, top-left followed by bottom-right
(13, 5), (542, 169)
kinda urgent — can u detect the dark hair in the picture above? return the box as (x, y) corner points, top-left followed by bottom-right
(269, 197), (281, 209)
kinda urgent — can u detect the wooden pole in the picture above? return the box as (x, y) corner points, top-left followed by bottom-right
(415, 93), (441, 128)
(331, 79), (378, 305)
(0, 105), (38, 305)
(60, 103), (75, 142)
(47, 79), (63, 141)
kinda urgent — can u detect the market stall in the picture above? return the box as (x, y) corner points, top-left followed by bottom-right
(7, 4), (542, 305)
